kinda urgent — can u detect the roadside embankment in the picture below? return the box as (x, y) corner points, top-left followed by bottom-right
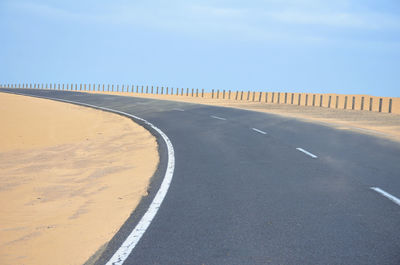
(0, 93), (158, 265)
(81, 91), (400, 143)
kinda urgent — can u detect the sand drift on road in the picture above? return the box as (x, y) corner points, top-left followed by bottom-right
(0, 93), (158, 265)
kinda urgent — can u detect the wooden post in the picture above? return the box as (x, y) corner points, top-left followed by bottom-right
(217, 90), (219, 99)
(202, 89), (204, 98)
(223, 90), (225, 99)
(298, 94), (301, 105)
(336, 96), (339, 108)
(328, 96), (331, 108)
(344, 96), (348, 109)
(352, 96), (355, 110)
(259, 92), (262, 102)
(305, 94), (308, 106)
(196, 88), (199, 97)
(240, 91), (243, 100)
(277, 92), (280, 104)
(369, 98), (373, 111)
(361, 97), (364, 110)
(235, 91), (238, 100)
(265, 92), (268, 103)
(272, 92), (274, 103)
(151, 86), (154, 94)
(312, 95), (315, 106)
(285, 93), (288, 104)
(212, 89), (214, 98)
(379, 98), (383, 112)
(192, 88), (194, 97)
(291, 93), (294, 104)
(161, 86), (164, 94)
(186, 88), (189, 96)
(389, 99), (392, 113)
(320, 95), (323, 107)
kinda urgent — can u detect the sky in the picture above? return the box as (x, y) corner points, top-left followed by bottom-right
(1, 0), (400, 97)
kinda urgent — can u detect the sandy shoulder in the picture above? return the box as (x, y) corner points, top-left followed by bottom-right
(85, 91), (400, 143)
(0, 93), (158, 265)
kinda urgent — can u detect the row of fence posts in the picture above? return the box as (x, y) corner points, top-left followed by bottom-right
(0, 83), (393, 113)
(0, 83), (206, 97)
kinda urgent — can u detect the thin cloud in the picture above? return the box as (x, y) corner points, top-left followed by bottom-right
(266, 10), (400, 30)
(6, 0), (400, 45)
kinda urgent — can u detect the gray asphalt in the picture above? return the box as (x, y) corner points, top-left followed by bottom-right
(2, 89), (400, 265)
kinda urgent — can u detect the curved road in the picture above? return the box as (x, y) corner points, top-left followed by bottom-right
(2, 89), (400, 265)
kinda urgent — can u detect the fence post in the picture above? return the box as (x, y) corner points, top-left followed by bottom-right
(361, 97), (364, 110)
(352, 96), (355, 110)
(328, 96), (332, 108)
(202, 89), (204, 98)
(336, 96), (339, 109)
(298, 94), (301, 105)
(228, 90), (231, 99)
(389, 99), (392, 113)
(212, 89), (214, 98)
(379, 98), (382, 112)
(305, 94), (308, 106)
(223, 90), (225, 99)
(320, 95), (323, 107)
(160, 86), (163, 94)
(192, 88), (194, 97)
(166, 87), (169, 94)
(265, 92), (268, 103)
(312, 95), (315, 106)
(246, 91), (249, 101)
(369, 98), (373, 111)
(291, 93), (294, 104)
(277, 93), (281, 104)
(240, 91), (243, 100)
(259, 92), (262, 102)
(156, 86), (158, 94)
(344, 96), (348, 109)
(196, 88), (199, 97)
(235, 91), (238, 100)
(271, 92), (274, 103)
(285, 93), (288, 104)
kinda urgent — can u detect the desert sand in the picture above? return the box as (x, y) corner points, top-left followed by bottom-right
(0, 93), (158, 265)
(83, 91), (400, 143)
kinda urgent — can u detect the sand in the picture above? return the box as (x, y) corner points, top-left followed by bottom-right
(83, 91), (400, 143)
(0, 93), (158, 265)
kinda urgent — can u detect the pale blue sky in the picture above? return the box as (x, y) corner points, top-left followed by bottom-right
(1, 0), (399, 96)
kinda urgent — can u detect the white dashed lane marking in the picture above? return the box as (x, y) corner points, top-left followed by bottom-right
(371, 187), (400, 207)
(210, 115), (227, 121)
(252, 128), (267, 135)
(296, 148), (318, 159)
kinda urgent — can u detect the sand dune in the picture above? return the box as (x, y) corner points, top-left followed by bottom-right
(0, 93), (158, 265)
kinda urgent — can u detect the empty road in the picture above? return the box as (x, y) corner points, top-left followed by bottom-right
(2, 88), (400, 265)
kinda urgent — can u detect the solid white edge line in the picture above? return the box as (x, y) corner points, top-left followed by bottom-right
(296, 148), (318, 159)
(172, 108), (185, 111)
(370, 187), (400, 206)
(252, 128), (267, 135)
(210, 115), (226, 120)
(9, 91), (175, 265)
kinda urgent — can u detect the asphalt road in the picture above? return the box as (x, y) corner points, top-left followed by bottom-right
(2, 89), (400, 265)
